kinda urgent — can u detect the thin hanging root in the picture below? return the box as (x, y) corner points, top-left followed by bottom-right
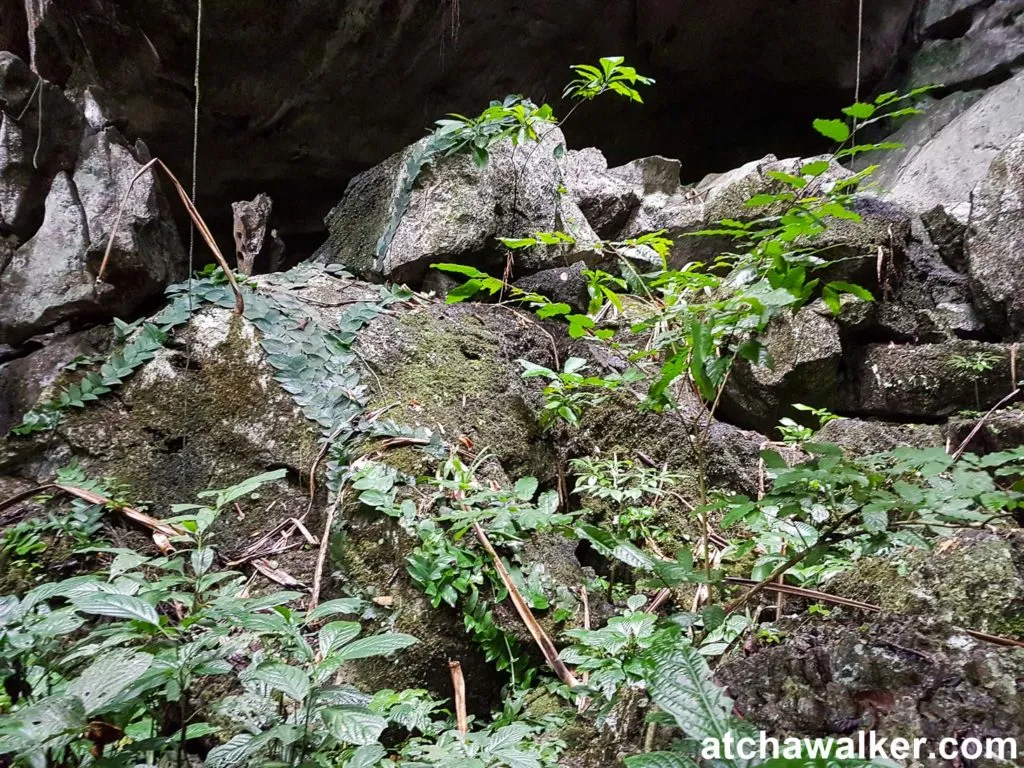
(0, 483), (184, 554)
(95, 157), (244, 316)
(472, 522), (580, 688)
(449, 660), (468, 736)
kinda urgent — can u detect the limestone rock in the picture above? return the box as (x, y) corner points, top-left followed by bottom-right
(719, 308), (843, 435)
(877, 71), (1024, 222)
(563, 148), (640, 238)
(12, 0), (917, 237)
(910, 0), (1024, 93)
(832, 530), (1024, 635)
(313, 128), (600, 286)
(0, 127), (186, 345)
(0, 51), (83, 239)
(815, 418), (944, 456)
(717, 616), (1024, 753)
(966, 132), (1024, 336)
(844, 341), (1014, 418)
(513, 261), (590, 314)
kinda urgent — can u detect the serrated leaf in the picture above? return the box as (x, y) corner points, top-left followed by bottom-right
(346, 743), (387, 768)
(624, 752), (699, 768)
(514, 476), (539, 501)
(842, 102), (876, 120)
(307, 597), (365, 623)
(205, 734), (257, 768)
(321, 706), (387, 745)
(320, 621), (362, 658)
(643, 642), (736, 744)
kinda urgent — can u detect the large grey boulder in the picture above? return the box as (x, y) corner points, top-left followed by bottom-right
(909, 0), (1024, 93)
(0, 126), (186, 345)
(313, 128), (600, 286)
(0, 51), (83, 239)
(844, 341), (1015, 418)
(875, 71), (1024, 223)
(718, 307), (843, 434)
(562, 148), (641, 238)
(966, 132), (1024, 336)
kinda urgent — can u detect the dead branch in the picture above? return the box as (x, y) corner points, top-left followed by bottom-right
(472, 522), (580, 688)
(449, 660), (468, 736)
(96, 157), (244, 316)
(309, 491), (342, 611)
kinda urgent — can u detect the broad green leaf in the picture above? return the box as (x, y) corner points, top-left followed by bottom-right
(205, 734), (257, 768)
(0, 695), (86, 752)
(498, 237), (539, 249)
(841, 102), (875, 120)
(536, 302), (572, 318)
(812, 118), (851, 143)
(826, 281), (874, 302)
(624, 753), (699, 768)
(431, 263), (490, 279)
(514, 476), (539, 501)
(307, 597), (365, 623)
(800, 160), (831, 177)
(74, 593), (161, 627)
(445, 280), (483, 303)
(254, 661), (310, 701)
(66, 650), (153, 714)
(346, 744), (388, 768)
(320, 621), (362, 658)
(643, 642), (736, 744)
(321, 706), (388, 745)
(335, 633), (418, 661)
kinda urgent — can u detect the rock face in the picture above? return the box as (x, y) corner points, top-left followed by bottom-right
(0, 53), (185, 345)
(719, 308), (843, 435)
(910, 0), (1024, 92)
(843, 341), (1015, 419)
(966, 132), (1024, 336)
(5, 0), (918, 238)
(717, 617), (1024, 757)
(872, 71), (1024, 223)
(313, 129), (599, 284)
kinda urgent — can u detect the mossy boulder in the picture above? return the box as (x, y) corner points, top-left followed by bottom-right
(832, 530), (1024, 636)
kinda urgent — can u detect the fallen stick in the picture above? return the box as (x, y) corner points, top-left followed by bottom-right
(309, 491), (342, 612)
(449, 661), (468, 736)
(0, 483), (184, 554)
(473, 522), (580, 688)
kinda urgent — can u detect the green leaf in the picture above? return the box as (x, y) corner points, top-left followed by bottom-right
(624, 753), (699, 768)
(812, 118), (851, 143)
(514, 477), (539, 501)
(445, 280), (483, 303)
(826, 281), (874, 302)
(431, 263), (490, 279)
(345, 744), (388, 768)
(536, 302), (572, 318)
(0, 695), (86, 752)
(800, 160), (831, 177)
(320, 621), (362, 658)
(73, 593), (161, 627)
(66, 650), (153, 714)
(765, 170), (807, 189)
(321, 706), (388, 746)
(498, 237), (539, 250)
(643, 642), (737, 744)
(205, 734), (258, 768)
(254, 661), (310, 701)
(307, 597), (365, 623)
(335, 633), (419, 661)
(841, 102), (876, 120)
